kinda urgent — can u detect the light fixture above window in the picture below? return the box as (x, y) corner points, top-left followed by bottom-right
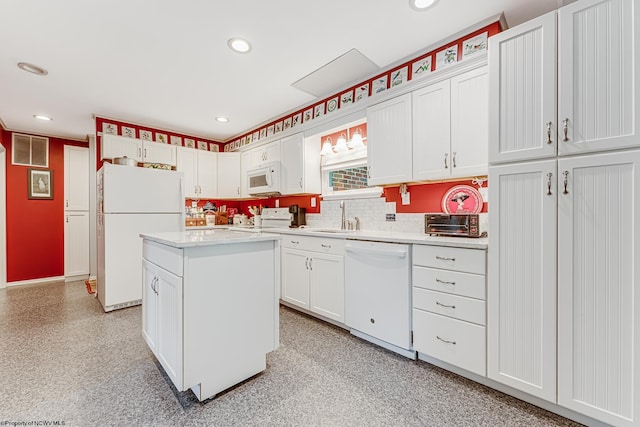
(18, 62), (48, 76)
(33, 115), (52, 121)
(227, 38), (252, 54)
(334, 133), (348, 152)
(321, 137), (333, 156)
(409, 0), (438, 11)
(216, 116), (229, 123)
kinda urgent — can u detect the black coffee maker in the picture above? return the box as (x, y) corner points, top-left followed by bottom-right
(289, 204), (306, 228)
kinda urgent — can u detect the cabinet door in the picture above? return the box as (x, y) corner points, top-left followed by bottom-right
(558, 0), (640, 156)
(489, 11), (557, 164)
(450, 66), (489, 178)
(198, 151), (218, 199)
(176, 146), (198, 198)
(64, 146), (89, 211)
(281, 247), (310, 309)
(281, 133), (304, 195)
(142, 259), (158, 353)
(557, 150), (639, 426)
(156, 266), (183, 390)
(100, 134), (142, 161)
(250, 140), (281, 167)
(487, 159), (557, 402)
(64, 211), (89, 277)
(309, 253), (344, 323)
(240, 151), (252, 198)
(217, 152), (240, 198)
(143, 140), (177, 166)
(412, 80), (451, 180)
(366, 93), (413, 185)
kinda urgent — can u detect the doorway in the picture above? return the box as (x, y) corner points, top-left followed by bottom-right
(0, 144), (6, 288)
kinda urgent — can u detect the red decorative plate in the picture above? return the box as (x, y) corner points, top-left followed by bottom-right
(441, 185), (483, 214)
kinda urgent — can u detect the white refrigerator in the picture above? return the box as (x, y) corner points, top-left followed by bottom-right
(97, 162), (184, 312)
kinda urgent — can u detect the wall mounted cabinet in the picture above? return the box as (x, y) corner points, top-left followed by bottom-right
(101, 134), (177, 166)
(176, 147), (217, 199)
(280, 132), (321, 195)
(249, 140), (281, 168)
(217, 152), (241, 198)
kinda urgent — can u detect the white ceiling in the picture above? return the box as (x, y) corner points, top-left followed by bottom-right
(0, 0), (560, 143)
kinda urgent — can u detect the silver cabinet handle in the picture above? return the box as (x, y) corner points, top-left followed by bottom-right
(436, 336), (456, 345)
(308, 258), (312, 270)
(299, 178), (303, 188)
(65, 200), (69, 207)
(66, 215), (69, 223)
(321, 244), (331, 248)
(562, 118), (569, 142)
(547, 172), (553, 196)
(435, 278), (456, 285)
(436, 256), (455, 261)
(546, 121), (553, 144)
(144, 148), (148, 158)
(138, 147), (142, 157)
(237, 186), (240, 195)
(444, 153), (448, 169)
(452, 152), (457, 168)
(563, 170), (569, 194)
(290, 240), (299, 245)
(305, 257), (309, 270)
(436, 301), (456, 309)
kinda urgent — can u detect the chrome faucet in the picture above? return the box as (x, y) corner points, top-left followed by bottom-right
(340, 200), (346, 230)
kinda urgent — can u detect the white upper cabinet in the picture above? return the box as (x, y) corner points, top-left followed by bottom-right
(217, 152), (241, 198)
(412, 80), (451, 181)
(64, 145), (89, 211)
(101, 134), (177, 166)
(450, 66), (489, 178)
(281, 132), (320, 195)
(557, 149), (640, 427)
(250, 140), (281, 168)
(240, 150), (252, 198)
(558, 0), (640, 155)
(176, 147), (217, 199)
(489, 11), (557, 164)
(366, 93), (413, 185)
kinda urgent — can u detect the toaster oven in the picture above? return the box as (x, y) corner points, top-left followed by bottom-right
(425, 213), (487, 237)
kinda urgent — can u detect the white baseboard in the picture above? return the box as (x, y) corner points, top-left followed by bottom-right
(7, 276), (65, 287)
(65, 274), (89, 283)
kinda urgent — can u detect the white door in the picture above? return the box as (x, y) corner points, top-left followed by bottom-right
(142, 259), (158, 352)
(366, 93), (413, 185)
(217, 152), (240, 198)
(488, 11), (557, 164)
(176, 146), (198, 198)
(64, 146), (89, 211)
(281, 247), (310, 309)
(450, 66), (489, 178)
(487, 159), (557, 402)
(557, 150), (640, 426)
(558, 0), (640, 156)
(412, 80), (451, 181)
(197, 150), (218, 199)
(64, 212), (90, 278)
(281, 133), (304, 195)
(0, 145), (6, 288)
(309, 253), (344, 323)
(157, 265), (183, 390)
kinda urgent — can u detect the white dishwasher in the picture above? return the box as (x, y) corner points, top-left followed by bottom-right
(345, 240), (413, 358)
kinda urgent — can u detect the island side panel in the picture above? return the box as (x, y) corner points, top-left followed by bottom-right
(182, 240), (279, 399)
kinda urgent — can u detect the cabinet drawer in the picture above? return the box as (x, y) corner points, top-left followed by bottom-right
(413, 266), (485, 300)
(143, 240), (183, 277)
(281, 235), (345, 255)
(413, 309), (486, 376)
(413, 288), (485, 325)
(413, 245), (485, 274)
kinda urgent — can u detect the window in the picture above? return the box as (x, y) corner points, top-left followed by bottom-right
(12, 133), (48, 167)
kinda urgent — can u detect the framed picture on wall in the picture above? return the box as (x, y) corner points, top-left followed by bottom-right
(28, 168), (53, 200)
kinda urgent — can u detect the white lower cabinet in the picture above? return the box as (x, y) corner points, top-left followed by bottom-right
(64, 212), (90, 278)
(412, 244), (487, 376)
(281, 236), (345, 323)
(142, 258), (183, 389)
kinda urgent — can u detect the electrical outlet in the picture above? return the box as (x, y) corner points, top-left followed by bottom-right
(275, 199), (279, 208)
(386, 213), (396, 222)
(311, 197), (316, 208)
(191, 201), (197, 208)
(401, 192), (410, 205)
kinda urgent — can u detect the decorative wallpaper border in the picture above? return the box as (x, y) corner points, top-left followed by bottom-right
(95, 116), (223, 152)
(224, 22), (499, 152)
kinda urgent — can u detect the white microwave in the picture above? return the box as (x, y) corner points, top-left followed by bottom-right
(247, 162), (281, 197)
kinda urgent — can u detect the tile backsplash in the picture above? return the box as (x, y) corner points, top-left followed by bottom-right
(305, 198), (425, 233)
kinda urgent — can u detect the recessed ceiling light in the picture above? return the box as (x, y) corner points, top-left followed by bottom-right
(18, 62), (48, 76)
(227, 38), (251, 54)
(409, 0), (438, 11)
(216, 116), (229, 123)
(33, 115), (52, 121)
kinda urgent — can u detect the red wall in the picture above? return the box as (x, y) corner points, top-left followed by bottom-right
(4, 129), (87, 282)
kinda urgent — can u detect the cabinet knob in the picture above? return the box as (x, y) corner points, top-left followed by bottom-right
(370, 318), (375, 324)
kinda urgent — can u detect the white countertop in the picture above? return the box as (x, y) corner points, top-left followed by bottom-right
(254, 227), (488, 249)
(140, 229), (281, 248)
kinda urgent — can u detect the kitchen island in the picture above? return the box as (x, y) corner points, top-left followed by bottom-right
(139, 229), (281, 401)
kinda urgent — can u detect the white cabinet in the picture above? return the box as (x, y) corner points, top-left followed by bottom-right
(413, 67), (488, 180)
(366, 93), (413, 185)
(557, 150), (640, 427)
(64, 146), (89, 211)
(488, 11), (557, 164)
(64, 211), (90, 278)
(176, 147), (217, 199)
(280, 132), (321, 195)
(240, 151), (252, 198)
(249, 140), (281, 168)
(487, 159), (557, 402)
(281, 236), (345, 323)
(101, 134), (177, 166)
(142, 258), (183, 389)
(217, 152), (241, 198)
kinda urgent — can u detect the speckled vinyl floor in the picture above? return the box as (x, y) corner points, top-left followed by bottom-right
(0, 281), (581, 426)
